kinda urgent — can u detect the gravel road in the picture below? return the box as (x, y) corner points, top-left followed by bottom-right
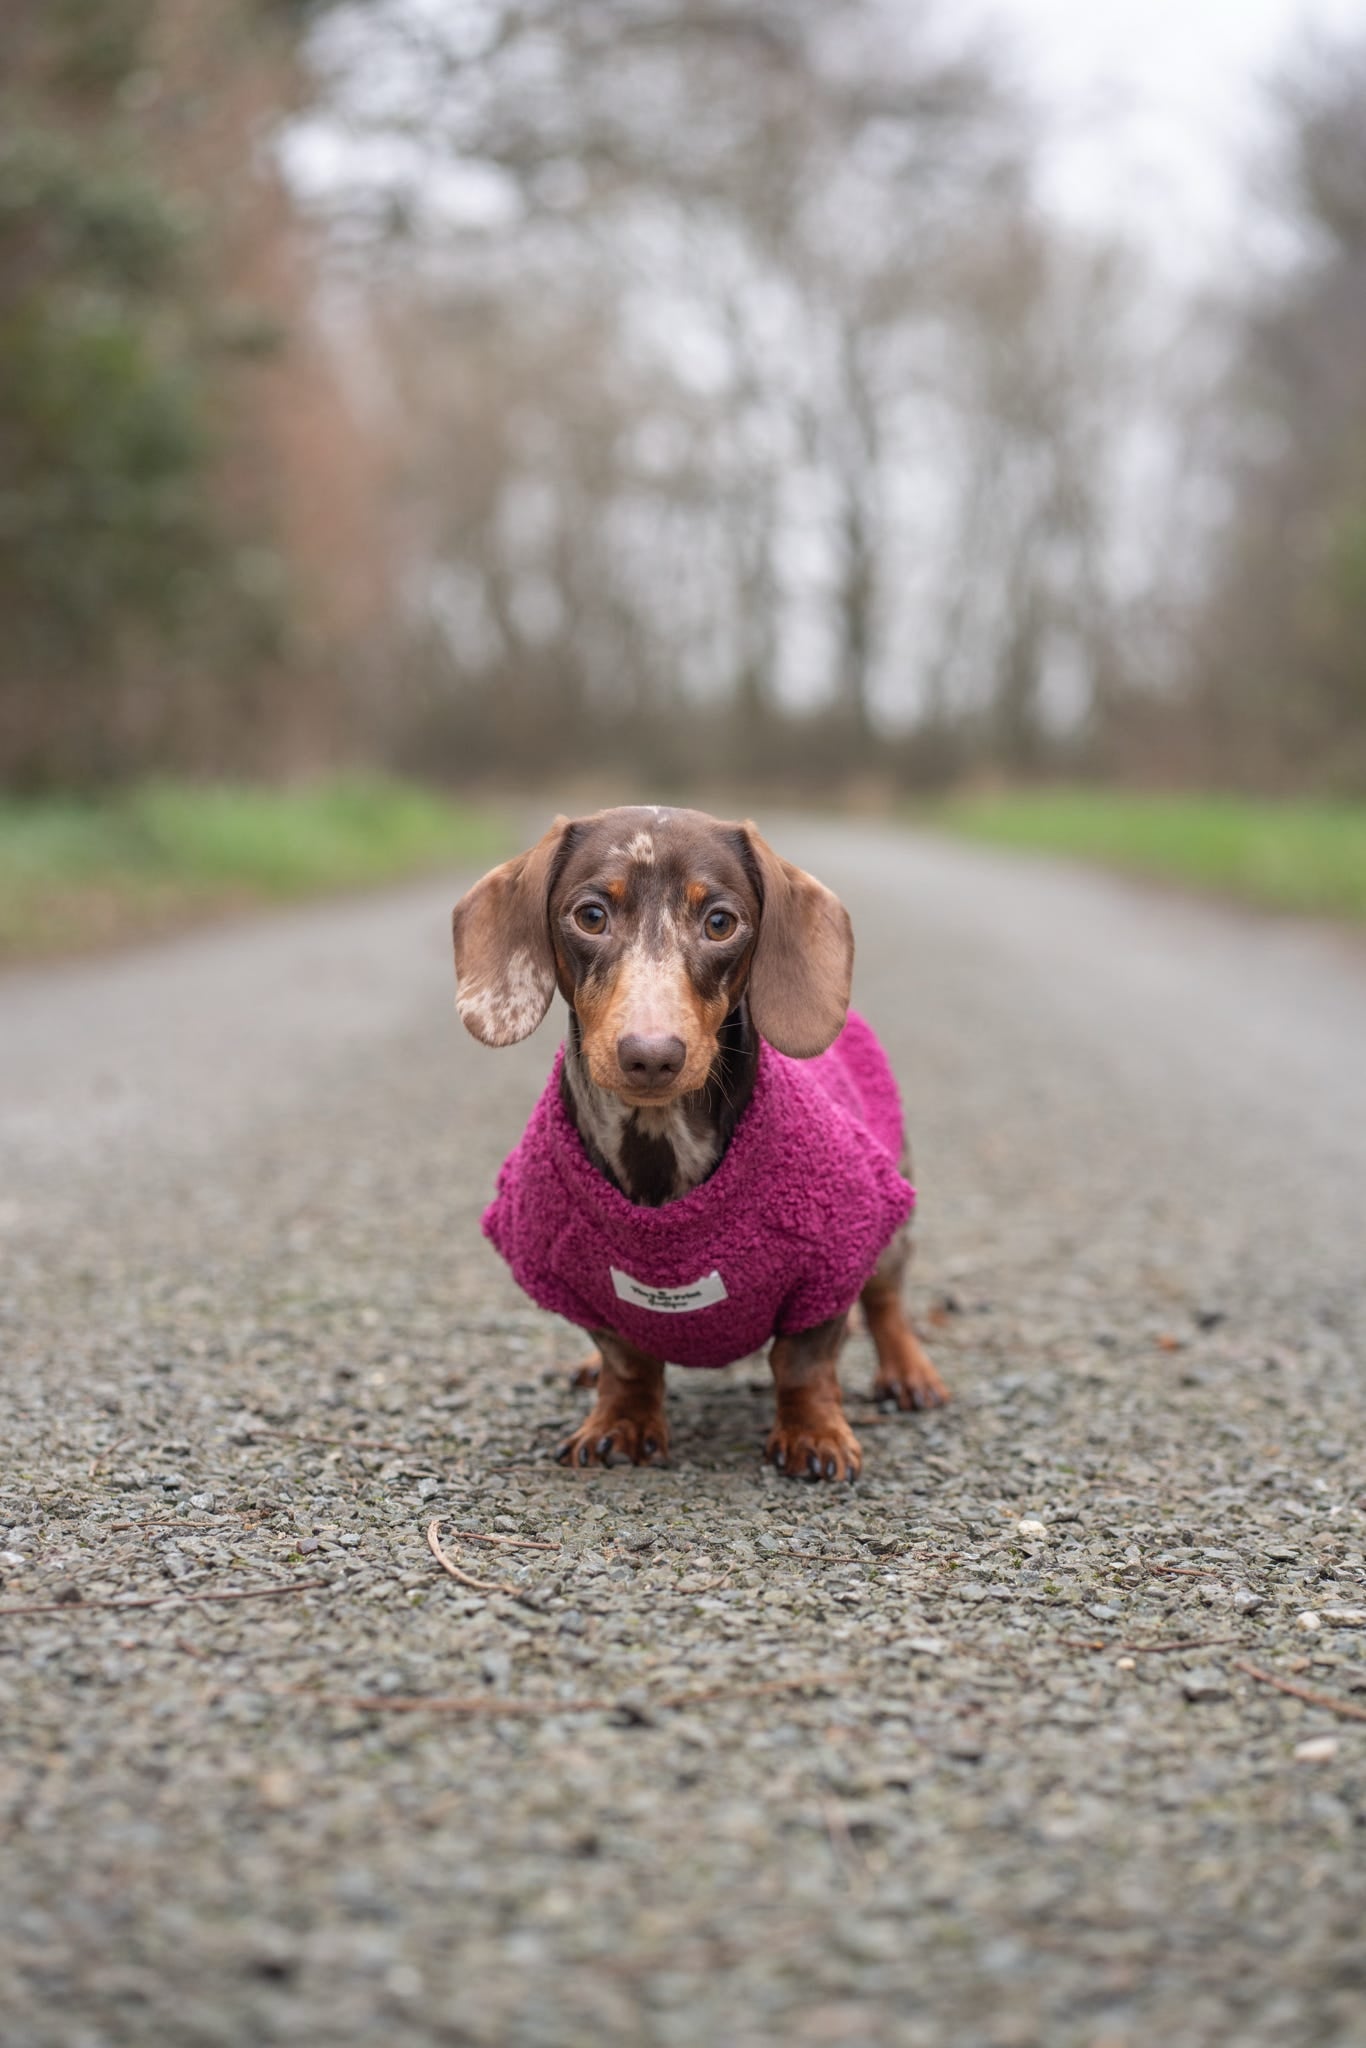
(3, 817), (1364, 2048)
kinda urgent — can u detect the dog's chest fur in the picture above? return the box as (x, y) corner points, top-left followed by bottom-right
(560, 1007), (757, 1207)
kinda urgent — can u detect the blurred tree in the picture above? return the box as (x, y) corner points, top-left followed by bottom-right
(1181, 35), (1366, 793)
(295, 0), (1131, 786)
(0, 0), (392, 789)
(928, 217), (1137, 775)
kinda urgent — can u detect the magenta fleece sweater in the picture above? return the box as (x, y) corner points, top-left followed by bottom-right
(482, 1010), (915, 1369)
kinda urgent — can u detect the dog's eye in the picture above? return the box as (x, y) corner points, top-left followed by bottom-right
(574, 903), (608, 935)
(703, 908), (738, 941)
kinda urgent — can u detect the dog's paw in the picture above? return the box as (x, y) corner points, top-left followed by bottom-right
(765, 1412), (862, 1482)
(555, 1409), (669, 1469)
(872, 1336), (951, 1412)
(872, 1365), (950, 1411)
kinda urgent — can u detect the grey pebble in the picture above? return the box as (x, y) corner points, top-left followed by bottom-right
(1182, 1670), (1234, 1703)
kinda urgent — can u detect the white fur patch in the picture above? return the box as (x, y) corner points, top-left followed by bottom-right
(624, 830), (655, 864)
(634, 1102), (720, 1186)
(562, 1058), (721, 1202)
(456, 946), (549, 1045)
(611, 948), (691, 1042)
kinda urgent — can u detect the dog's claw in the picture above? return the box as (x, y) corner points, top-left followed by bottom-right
(765, 1417), (863, 1484)
(556, 1413), (669, 1470)
(870, 1342), (951, 1414)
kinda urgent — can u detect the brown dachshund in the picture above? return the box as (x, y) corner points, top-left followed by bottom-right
(452, 807), (947, 1481)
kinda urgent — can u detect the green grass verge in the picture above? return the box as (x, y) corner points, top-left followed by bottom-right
(925, 789), (1366, 921)
(0, 777), (506, 961)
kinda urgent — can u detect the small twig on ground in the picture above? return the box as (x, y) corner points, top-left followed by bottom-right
(106, 1520), (205, 1532)
(1126, 1635), (1249, 1654)
(427, 1517), (545, 1602)
(1233, 1659), (1366, 1723)
(460, 1530), (560, 1553)
(1144, 1562), (1238, 1579)
(785, 1551), (883, 1564)
(279, 1671), (852, 1717)
(1058, 1634), (1249, 1655)
(0, 1577), (329, 1619)
(664, 1674), (845, 1709)
(88, 1434), (132, 1478)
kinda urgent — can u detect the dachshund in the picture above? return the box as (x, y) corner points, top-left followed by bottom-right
(452, 807), (947, 1480)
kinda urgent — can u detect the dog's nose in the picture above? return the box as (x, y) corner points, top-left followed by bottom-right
(617, 1033), (686, 1088)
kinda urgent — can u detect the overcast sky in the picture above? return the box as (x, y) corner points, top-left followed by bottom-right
(970, 0), (1364, 279)
(290, 0), (1366, 293)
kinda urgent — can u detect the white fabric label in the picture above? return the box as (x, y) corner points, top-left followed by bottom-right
(610, 1265), (728, 1315)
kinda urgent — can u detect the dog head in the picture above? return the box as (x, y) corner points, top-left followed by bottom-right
(451, 806), (853, 1104)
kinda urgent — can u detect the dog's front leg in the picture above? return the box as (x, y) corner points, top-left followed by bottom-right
(766, 1314), (860, 1482)
(556, 1330), (668, 1468)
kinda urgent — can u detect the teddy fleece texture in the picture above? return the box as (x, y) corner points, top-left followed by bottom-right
(482, 1009), (915, 1370)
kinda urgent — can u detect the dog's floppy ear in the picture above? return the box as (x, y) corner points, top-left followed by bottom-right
(452, 817), (570, 1046)
(742, 822), (853, 1058)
